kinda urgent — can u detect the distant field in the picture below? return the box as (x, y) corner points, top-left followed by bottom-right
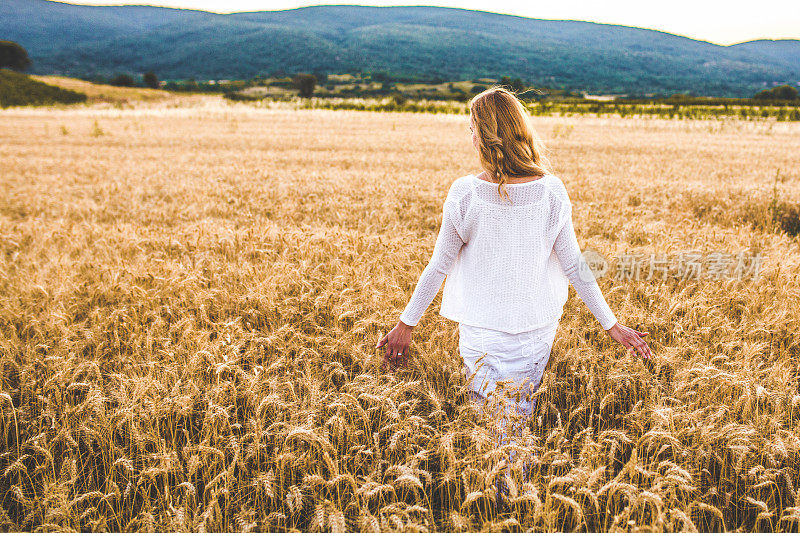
(1, 104), (799, 531)
(31, 75), (182, 105)
(9, 75), (795, 122)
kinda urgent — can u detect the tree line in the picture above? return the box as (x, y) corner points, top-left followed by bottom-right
(2, 40), (798, 103)
(0, 41), (162, 89)
(104, 72), (161, 89)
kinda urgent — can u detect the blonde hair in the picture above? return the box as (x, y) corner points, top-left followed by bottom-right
(469, 86), (551, 202)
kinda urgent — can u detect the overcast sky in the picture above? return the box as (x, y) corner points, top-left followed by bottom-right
(55, 0), (800, 46)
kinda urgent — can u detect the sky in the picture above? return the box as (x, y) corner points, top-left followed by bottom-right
(56, 0), (800, 46)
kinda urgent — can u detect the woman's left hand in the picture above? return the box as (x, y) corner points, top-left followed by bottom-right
(605, 322), (652, 360)
(377, 321), (414, 369)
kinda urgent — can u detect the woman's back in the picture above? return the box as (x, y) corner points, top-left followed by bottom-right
(399, 171), (618, 334)
(438, 173), (574, 333)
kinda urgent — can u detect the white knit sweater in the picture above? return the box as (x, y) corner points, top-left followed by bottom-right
(399, 173), (618, 333)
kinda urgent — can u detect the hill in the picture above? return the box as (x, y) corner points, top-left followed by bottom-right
(731, 39), (800, 68)
(1, 0), (798, 96)
(32, 75), (173, 104)
(0, 69), (86, 107)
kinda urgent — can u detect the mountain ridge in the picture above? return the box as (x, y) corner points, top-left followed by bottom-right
(1, 0), (798, 97)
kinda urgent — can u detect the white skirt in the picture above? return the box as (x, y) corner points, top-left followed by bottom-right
(460, 320), (559, 418)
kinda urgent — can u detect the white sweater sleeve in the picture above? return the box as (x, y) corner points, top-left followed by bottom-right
(553, 210), (618, 330)
(399, 197), (466, 327)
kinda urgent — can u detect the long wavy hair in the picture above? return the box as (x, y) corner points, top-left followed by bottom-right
(469, 87), (551, 202)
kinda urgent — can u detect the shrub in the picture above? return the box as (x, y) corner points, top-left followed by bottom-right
(143, 71), (159, 89)
(110, 74), (135, 87)
(292, 73), (317, 98)
(0, 69), (86, 108)
(776, 202), (800, 236)
(0, 41), (30, 71)
(223, 92), (262, 102)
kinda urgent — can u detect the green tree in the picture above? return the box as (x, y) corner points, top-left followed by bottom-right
(0, 41), (31, 71)
(292, 73), (317, 97)
(754, 85), (799, 101)
(143, 71), (159, 89)
(754, 87), (771, 100)
(109, 74), (135, 87)
(312, 70), (328, 84)
(499, 76), (525, 93)
(775, 85), (799, 100)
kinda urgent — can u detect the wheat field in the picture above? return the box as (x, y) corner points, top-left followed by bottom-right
(1, 100), (800, 532)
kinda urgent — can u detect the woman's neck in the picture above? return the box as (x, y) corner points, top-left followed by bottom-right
(476, 170), (544, 184)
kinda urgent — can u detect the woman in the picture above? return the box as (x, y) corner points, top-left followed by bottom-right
(376, 86), (652, 428)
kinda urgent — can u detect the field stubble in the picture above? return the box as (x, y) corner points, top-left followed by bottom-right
(1, 103), (800, 531)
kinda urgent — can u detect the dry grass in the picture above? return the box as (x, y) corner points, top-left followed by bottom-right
(30, 76), (198, 106)
(1, 101), (800, 532)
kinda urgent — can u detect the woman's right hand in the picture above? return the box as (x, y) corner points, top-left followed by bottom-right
(606, 322), (652, 360)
